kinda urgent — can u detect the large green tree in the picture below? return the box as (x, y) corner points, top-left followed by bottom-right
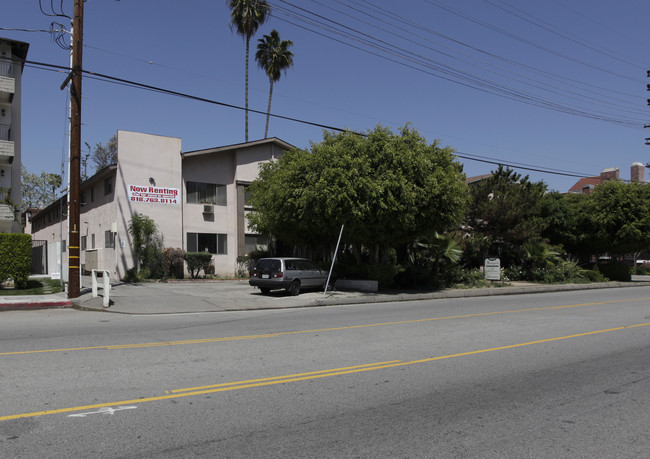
(464, 166), (547, 266)
(588, 180), (650, 256)
(247, 125), (470, 262)
(540, 191), (595, 259)
(255, 29), (294, 139)
(228, 0), (270, 142)
(21, 166), (62, 211)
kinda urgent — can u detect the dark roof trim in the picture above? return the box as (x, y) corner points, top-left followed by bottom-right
(0, 37), (29, 69)
(182, 137), (295, 158)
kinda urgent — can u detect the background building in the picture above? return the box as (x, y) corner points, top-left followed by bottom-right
(0, 37), (29, 233)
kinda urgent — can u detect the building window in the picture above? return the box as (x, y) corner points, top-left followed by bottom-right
(105, 230), (115, 249)
(81, 192), (86, 205)
(186, 181), (226, 206)
(187, 233), (227, 254)
(243, 187), (253, 208)
(91, 234), (95, 249)
(104, 177), (113, 196)
(245, 234), (268, 254)
(81, 236), (87, 251)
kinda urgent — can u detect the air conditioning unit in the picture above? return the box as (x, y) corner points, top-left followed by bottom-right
(203, 204), (214, 214)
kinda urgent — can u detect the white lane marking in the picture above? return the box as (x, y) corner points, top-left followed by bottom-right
(68, 406), (137, 417)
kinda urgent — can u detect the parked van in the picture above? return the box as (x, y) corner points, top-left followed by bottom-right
(249, 257), (327, 295)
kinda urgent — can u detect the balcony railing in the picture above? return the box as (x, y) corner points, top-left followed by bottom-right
(0, 62), (12, 77)
(0, 124), (10, 141)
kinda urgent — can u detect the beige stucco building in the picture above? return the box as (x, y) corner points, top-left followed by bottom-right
(0, 37), (29, 233)
(30, 130), (292, 279)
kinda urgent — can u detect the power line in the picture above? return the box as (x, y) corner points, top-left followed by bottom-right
(11, 56), (603, 181)
(271, 0), (645, 127)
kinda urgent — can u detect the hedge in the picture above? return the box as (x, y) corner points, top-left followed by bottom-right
(0, 233), (32, 288)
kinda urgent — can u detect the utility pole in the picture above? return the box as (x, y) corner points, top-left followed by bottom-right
(67, 0), (84, 298)
(646, 71), (650, 146)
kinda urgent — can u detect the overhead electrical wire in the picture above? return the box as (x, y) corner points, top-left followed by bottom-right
(318, 0), (647, 118)
(421, 0), (643, 84)
(482, 0), (645, 70)
(7, 56), (600, 180)
(271, 0), (645, 128)
(352, 0), (641, 103)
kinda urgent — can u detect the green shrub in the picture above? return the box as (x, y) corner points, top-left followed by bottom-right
(531, 261), (587, 284)
(503, 265), (525, 281)
(184, 252), (213, 279)
(597, 261), (631, 282)
(0, 233), (32, 289)
(583, 269), (607, 282)
(163, 247), (185, 279)
(123, 268), (140, 283)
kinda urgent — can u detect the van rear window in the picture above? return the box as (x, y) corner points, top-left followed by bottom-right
(256, 259), (281, 271)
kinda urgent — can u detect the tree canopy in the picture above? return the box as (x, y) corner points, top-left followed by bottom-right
(464, 166), (547, 265)
(255, 29), (294, 139)
(21, 166), (62, 211)
(89, 133), (117, 173)
(587, 180), (650, 255)
(247, 125), (470, 261)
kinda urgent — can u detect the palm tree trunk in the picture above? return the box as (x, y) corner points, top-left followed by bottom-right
(265, 79), (274, 139)
(245, 35), (250, 142)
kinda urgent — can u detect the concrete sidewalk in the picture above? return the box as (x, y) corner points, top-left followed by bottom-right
(2, 276), (650, 314)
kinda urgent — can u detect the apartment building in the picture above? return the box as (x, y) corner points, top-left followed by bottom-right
(0, 37), (29, 233)
(30, 130), (292, 279)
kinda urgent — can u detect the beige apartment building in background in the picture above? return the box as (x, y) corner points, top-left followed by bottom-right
(0, 37), (28, 233)
(30, 130), (292, 279)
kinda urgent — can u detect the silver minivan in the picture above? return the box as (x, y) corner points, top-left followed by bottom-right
(249, 257), (327, 295)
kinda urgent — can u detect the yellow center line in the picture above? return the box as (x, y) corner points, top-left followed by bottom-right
(2, 321), (649, 422)
(1, 297), (647, 357)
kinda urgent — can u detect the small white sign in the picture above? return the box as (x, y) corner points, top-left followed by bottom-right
(128, 184), (179, 205)
(484, 258), (501, 281)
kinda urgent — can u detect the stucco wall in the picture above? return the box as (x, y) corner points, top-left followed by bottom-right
(114, 130), (183, 279)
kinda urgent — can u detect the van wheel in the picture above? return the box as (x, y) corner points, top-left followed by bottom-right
(288, 280), (300, 296)
(260, 287), (271, 295)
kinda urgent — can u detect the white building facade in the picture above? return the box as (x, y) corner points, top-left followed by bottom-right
(30, 131), (292, 279)
(0, 37), (29, 233)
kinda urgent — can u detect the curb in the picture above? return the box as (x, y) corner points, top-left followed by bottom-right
(0, 300), (73, 311)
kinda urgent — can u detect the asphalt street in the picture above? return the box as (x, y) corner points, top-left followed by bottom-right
(1, 287), (649, 457)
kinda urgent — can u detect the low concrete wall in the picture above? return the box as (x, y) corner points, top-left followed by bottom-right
(335, 279), (378, 292)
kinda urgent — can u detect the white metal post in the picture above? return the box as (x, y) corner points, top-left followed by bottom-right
(323, 225), (344, 298)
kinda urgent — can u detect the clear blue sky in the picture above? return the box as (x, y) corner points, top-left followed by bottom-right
(4, 0), (650, 192)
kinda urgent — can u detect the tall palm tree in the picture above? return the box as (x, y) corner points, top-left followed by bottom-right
(255, 29), (294, 139)
(228, 0), (270, 142)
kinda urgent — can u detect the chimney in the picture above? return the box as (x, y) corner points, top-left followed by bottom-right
(600, 167), (619, 182)
(631, 162), (645, 183)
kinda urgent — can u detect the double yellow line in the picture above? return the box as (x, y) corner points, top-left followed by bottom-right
(2, 321), (649, 421)
(2, 298), (645, 356)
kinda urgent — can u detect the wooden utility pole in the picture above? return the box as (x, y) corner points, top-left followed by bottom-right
(67, 0), (84, 298)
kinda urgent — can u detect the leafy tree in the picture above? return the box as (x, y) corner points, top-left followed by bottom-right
(228, 0), (270, 142)
(21, 166), (62, 211)
(128, 213), (164, 278)
(464, 166), (547, 266)
(90, 133), (117, 172)
(588, 180), (650, 256)
(248, 125), (470, 264)
(540, 191), (595, 259)
(255, 29), (294, 139)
